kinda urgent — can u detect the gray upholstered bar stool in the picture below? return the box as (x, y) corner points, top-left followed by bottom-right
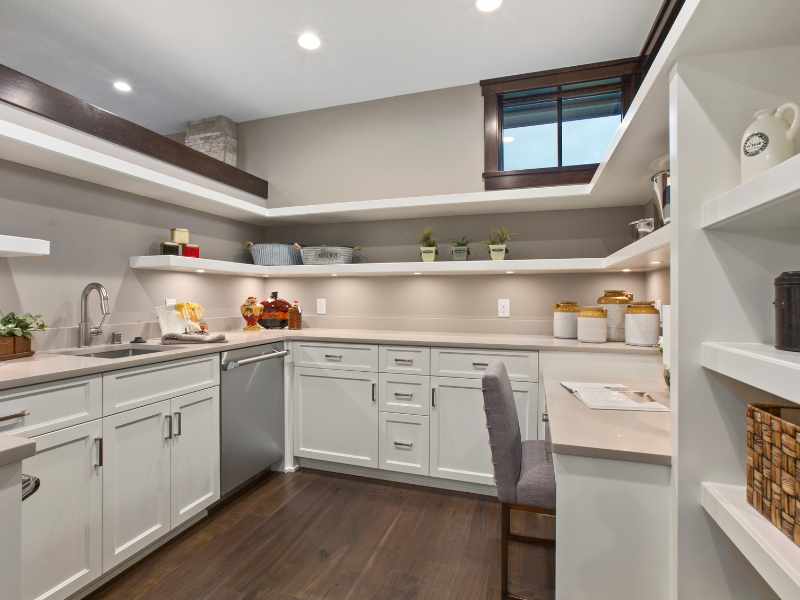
(482, 361), (556, 600)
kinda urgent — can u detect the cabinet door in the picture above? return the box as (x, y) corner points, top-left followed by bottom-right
(430, 377), (531, 485)
(21, 421), (102, 600)
(379, 413), (429, 475)
(171, 387), (220, 528)
(294, 367), (378, 468)
(102, 400), (172, 571)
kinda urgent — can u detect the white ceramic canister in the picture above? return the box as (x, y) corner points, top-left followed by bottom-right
(741, 103), (800, 183)
(577, 307), (608, 344)
(625, 302), (660, 347)
(598, 290), (633, 342)
(553, 302), (580, 339)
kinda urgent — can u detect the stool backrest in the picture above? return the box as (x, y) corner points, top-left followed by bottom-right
(481, 361), (521, 504)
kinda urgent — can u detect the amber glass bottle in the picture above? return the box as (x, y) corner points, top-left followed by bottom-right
(288, 300), (302, 330)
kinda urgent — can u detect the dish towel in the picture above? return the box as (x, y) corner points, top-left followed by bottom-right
(161, 332), (227, 344)
(560, 381), (670, 412)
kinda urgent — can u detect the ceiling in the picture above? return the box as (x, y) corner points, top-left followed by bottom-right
(0, 1), (663, 134)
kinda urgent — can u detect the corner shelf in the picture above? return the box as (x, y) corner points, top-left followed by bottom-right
(0, 234), (50, 257)
(701, 482), (800, 599)
(702, 153), (800, 231)
(130, 224), (670, 279)
(701, 342), (800, 405)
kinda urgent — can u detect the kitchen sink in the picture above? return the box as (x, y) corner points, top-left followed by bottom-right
(52, 344), (174, 359)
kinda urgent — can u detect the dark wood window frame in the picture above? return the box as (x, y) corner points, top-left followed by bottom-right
(481, 57), (641, 191)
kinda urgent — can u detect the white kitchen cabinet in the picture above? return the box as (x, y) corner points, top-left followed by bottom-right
(379, 346), (430, 375)
(430, 377), (533, 485)
(21, 420), (102, 600)
(378, 373), (431, 416)
(171, 388), (220, 528)
(294, 367), (378, 468)
(292, 342), (378, 372)
(431, 348), (538, 382)
(102, 400), (172, 571)
(379, 412), (429, 475)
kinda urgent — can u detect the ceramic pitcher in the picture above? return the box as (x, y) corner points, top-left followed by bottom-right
(741, 102), (799, 182)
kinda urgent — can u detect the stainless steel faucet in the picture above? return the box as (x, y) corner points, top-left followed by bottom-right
(79, 282), (111, 347)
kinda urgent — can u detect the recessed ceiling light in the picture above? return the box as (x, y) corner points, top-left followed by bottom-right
(112, 80), (132, 93)
(413, 272), (422, 276)
(502, 135), (515, 143)
(195, 269), (205, 274)
(298, 31), (321, 51)
(476, 0), (503, 13)
(331, 273), (338, 277)
(622, 268), (632, 273)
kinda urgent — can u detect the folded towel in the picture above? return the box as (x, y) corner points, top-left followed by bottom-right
(161, 332), (227, 344)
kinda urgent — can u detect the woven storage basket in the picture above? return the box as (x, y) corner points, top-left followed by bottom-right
(746, 404), (800, 545)
(301, 246), (354, 265)
(247, 243), (302, 266)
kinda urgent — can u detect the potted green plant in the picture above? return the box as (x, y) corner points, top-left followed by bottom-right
(0, 312), (46, 359)
(449, 236), (471, 261)
(419, 228), (438, 262)
(486, 227), (513, 260)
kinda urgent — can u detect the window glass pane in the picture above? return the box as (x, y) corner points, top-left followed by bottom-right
(561, 91), (622, 166)
(561, 77), (622, 91)
(503, 86), (558, 100)
(501, 99), (557, 171)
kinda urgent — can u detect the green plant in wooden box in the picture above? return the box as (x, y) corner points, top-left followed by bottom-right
(486, 226), (513, 260)
(0, 312), (46, 359)
(418, 227), (438, 262)
(450, 236), (471, 261)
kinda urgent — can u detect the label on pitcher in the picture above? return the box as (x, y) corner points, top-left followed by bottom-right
(743, 132), (769, 157)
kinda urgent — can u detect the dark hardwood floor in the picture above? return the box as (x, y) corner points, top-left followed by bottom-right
(88, 470), (554, 600)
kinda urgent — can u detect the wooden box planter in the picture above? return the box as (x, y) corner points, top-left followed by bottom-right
(746, 404), (800, 545)
(0, 336), (34, 361)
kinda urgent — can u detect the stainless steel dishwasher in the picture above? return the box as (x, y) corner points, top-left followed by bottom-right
(220, 342), (287, 498)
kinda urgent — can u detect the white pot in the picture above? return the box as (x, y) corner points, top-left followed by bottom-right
(741, 103), (799, 183)
(450, 246), (469, 261)
(604, 304), (628, 342)
(625, 313), (660, 347)
(489, 245), (507, 261)
(553, 311), (578, 339)
(578, 311), (608, 344)
(420, 247), (437, 262)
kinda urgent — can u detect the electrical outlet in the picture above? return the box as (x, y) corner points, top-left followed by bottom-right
(316, 298), (327, 315)
(164, 297), (176, 307)
(497, 298), (511, 318)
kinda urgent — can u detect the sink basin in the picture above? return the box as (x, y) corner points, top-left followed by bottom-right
(52, 344), (173, 359)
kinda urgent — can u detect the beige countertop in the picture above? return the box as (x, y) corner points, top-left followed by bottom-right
(544, 377), (671, 466)
(0, 328), (656, 392)
(0, 434), (35, 467)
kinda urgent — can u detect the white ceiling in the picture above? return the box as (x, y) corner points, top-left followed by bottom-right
(0, 0), (662, 133)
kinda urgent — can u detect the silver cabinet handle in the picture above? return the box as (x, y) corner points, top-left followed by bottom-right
(174, 412), (182, 436)
(393, 441), (414, 449)
(222, 349), (288, 371)
(394, 358), (414, 365)
(324, 353), (343, 361)
(394, 392), (414, 399)
(542, 412), (549, 423)
(472, 361), (489, 368)
(0, 410), (29, 423)
(94, 437), (103, 467)
(431, 388), (436, 408)
(371, 382), (377, 403)
(164, 415), (173, 440)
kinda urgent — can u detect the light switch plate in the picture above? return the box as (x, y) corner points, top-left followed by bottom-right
(497, 298), (511, 318)
(316, 298), (327, 315)
(165, 297), (176, 307)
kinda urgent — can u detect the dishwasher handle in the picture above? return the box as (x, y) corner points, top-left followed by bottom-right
(222, 349), (288, 371)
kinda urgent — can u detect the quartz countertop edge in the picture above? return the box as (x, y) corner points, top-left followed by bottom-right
(0, 435), (35, 467)
(0, 328), (657, 392)
(544, 378), (672, 466)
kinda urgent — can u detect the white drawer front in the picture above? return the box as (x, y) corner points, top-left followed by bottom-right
(379, 373), (430, 416)
(292, 342), (378, 372)
(103, 354), (220, 415)
(379, 346), (430, 375)
(379, 413), (429, 476)
(0, 376), (101, 438)
(431, 348), (538, 381)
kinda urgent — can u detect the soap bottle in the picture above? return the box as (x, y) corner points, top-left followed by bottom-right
(288, 300), (302, 330)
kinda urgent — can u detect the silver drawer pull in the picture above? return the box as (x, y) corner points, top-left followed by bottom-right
(542, 412), (550, 423)
(394, 358), (414, 365)
(0, 410), (29, 423)
(324, 354), (343, 361)
(393, 441), (414, 449)
(394, 392), (414, 399)
(472, 361), (489, 368)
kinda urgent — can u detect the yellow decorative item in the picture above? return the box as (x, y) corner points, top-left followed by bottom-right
(240, 296), (263, 331)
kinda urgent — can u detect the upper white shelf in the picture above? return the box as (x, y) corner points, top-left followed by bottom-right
(702, 482), (800, 599)
(702, 341), (800, 405)
(703, 153), (800, 231)
(130, 224), (670, 278)
(0, 234), (50, 257)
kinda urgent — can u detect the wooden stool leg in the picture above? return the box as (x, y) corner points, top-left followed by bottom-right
(501, 503), (510, 599)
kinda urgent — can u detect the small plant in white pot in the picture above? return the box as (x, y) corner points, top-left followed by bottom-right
(449, 236), (471, 261)
(486, 227), (512, 260)
(418, 228), (438, 262)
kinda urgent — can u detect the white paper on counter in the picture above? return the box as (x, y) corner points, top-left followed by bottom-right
(561, 381), (670, 412)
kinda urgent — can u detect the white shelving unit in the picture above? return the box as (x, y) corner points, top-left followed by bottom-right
(702, 342), (800, 406)
(701, 483), (800, 600)
(0, 234), (50, 257)
(130, 224), (670, 278)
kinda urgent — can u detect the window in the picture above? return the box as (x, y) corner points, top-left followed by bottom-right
(481, 59), (640, 190)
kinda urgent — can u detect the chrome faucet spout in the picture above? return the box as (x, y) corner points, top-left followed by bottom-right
(79, 282), (111, 347)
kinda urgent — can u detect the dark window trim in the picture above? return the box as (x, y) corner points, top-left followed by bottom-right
(481, 58), (640, 190)
(0, 64), (269, 199)
(640, 0), (686, 78)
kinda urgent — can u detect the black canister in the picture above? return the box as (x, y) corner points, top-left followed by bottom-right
(775, 271), (800, 352)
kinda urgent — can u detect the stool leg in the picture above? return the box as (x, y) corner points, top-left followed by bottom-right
(501, 503), (510, 599)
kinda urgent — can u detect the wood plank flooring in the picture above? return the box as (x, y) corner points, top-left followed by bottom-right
(88, 470), (554, 600)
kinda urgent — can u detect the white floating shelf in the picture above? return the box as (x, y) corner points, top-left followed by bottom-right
(702, 153), (800, 231)
(702, 482), (800, 599)
(130, 225), (670, 278)
(0, 234), (50, 257)
(702, 342), (800, 405)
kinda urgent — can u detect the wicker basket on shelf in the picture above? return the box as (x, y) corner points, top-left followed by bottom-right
(746, 404), (800, 545)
